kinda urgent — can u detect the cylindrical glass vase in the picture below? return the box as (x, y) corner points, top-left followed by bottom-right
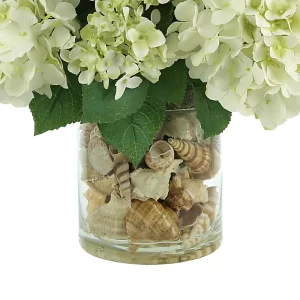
(78, 109), (222, 264)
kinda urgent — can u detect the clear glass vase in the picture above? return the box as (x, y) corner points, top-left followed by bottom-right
(78, 109), (222, 264)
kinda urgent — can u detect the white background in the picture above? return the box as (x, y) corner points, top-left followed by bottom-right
(0, 105), (299, 300)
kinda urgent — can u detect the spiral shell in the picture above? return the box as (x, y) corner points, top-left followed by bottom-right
(202, 187), (219, 222)
(168, 139), (212, 174)
(191, 148), (220, 180)
(126, 200), (179, 242)
(87, 135), (114, 176)
(145, 141), (174, 170)
(88, 191), (131, 239)
(165, 176), (193, 211)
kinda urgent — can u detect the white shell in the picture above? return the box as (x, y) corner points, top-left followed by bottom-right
(131, 159), (183, 201)
(162, 112), (204, 142)
(181, 178), (208, 204)
(87, 135), (114, 176)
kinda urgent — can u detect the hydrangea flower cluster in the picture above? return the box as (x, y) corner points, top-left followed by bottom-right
(167, 0), (300, 129)
(62, 0), (168, 99)
(0, 0), (78, 107)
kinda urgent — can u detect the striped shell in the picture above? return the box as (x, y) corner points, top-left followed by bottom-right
(202, 187), (219, 222)
(126, 200), (179, 242)
(88, 191), (131, 240)
(87, 135), (114, 176)
(191, 148), (220, 180)
(168, 139), (212, 174)
(109, 147), (131, 201)
(145, 141), (174, 170)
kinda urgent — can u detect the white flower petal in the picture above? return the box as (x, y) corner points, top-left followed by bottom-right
(42, 64), (66, 85)
(147, 30), (166, 48)
(127, 76), (143, 89)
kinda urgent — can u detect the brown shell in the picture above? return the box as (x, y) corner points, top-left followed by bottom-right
(145, 141), (174, 170)
(87, 135), (114, 176)
(165, 176), (193, 211)
(179, 203), (203, 230)
(84, 188), (110, 215)
(88, 191), (131, 239)
(191, 149), (220, 180)
(168, 139), (212, 174)
(126, 200), (179, 242)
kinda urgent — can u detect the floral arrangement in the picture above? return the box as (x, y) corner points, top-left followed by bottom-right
(1, 0), (300, 164)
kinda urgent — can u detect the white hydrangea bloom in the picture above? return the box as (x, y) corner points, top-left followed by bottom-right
(0, 0), (78, 107)
(64, 4), (168, 99)
(166, 0), (300, 129)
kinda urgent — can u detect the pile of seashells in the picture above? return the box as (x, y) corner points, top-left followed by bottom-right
(79, 112), (221, 252)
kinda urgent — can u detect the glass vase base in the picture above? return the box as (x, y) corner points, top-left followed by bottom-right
(79, 236), (222, 265)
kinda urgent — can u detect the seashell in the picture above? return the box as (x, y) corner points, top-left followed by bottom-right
(167, 175), (208, 207)
(203, 135), (221, 153)
(181, 177), (208, 204)
(88, 191), (131, 239)
(191, 148), (220, 180)
(81, 164), (117, 195)
(87, 135), (114, 176)
(165, 176), (193, 211)
(181, 213), (211, 250)
(162, 112), (204, 142)
(84, 188), (109, 215)
(130, 159), (182, 201)
(202, 187), (218, 222)
(79, 124), (96, 148)
(179, 203), (203, 230)
(109, 146), (131, 201)
(89, 125), (102, 140)
(126, 200), (179, 242)
(168, 139), (212, 174)
(145, 141), (175, 170)
(208, 186), (218, 204)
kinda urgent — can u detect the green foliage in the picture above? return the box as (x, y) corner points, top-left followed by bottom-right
(76, 2), (95, 25)
(29, 72), (82, 136)
(99, 97), (166, 167)
(154, 3), (175, 35)
(82, 80), (149, 124)
(193, 81), (232, 139)
(147, 60), (188, 106)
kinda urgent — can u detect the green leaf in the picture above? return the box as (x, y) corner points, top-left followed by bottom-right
(194, 82), (232, 139)
(76, 2), (95, 25)
(29, 72), (82, 136)
(82, 80), (149, 124)
(147, 60), (188, 106)
(99, 97), (166, 167)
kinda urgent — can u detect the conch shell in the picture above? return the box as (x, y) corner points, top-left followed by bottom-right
(126, 199), (179, 242)
(191, 148), (220, 180)
(84, 188), (109, 215)
(88, 191), (131, 240)
(130, 159), (182, 201)
(109, 147), (131, 201)
(168, 139), (212, 175)
(166, 176), (208, 211)
(145, 141), (174, 170)
(165, 176), (193, 211)
(179, 203), (203, 230)
(87, 135), (114, 176)
(162, 112), (204, 142)
(81, 164), (117, 195)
